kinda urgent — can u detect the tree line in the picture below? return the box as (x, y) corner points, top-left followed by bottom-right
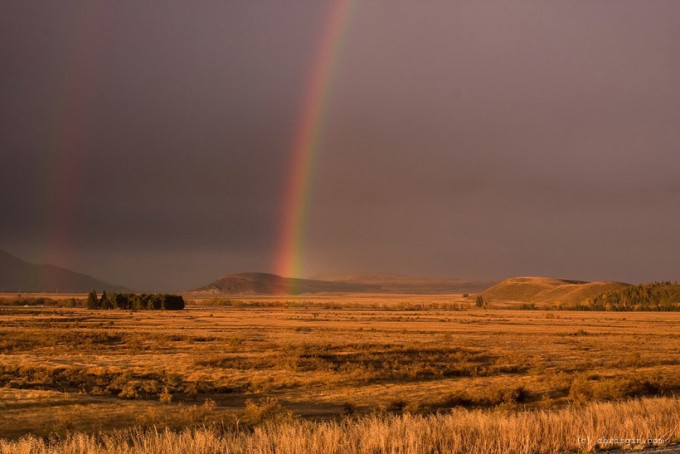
(577, 282), (680, 311)
(87, 291), (185, 310)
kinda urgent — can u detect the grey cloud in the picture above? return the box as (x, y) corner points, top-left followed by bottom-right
(1, 1), (679, 289)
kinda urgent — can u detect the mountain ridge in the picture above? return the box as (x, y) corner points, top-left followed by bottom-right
(192, 271), (493, 295)
(192, 272), (380, 294)
(0, 249), (127, 293)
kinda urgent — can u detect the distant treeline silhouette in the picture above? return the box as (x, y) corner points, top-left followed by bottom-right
(576, 282), (680, 311)
(87, 291), (185, 310)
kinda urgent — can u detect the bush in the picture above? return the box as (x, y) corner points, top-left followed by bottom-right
(241, 398), (293, 425)
(438, 385), (528, 409)
(569, 375), (663, 402)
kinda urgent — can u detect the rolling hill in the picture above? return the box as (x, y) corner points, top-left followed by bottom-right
(192, 272), (492, 295)
(0, 249), (127, 293)
(479, 276), (630, 307)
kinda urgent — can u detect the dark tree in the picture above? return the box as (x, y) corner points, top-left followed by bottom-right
(150, 294), (163, 310)
(113, 293), (130, 310)
(87, 290), (99, 309)
(162, 294), (185, 310)
(86, 291), (185, 311)
(100, 291), (113, 309)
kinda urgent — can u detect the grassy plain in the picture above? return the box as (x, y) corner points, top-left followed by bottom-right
(1, 293), (679, 452)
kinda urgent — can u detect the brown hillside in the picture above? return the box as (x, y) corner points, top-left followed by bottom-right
(480, 277), (629, 306)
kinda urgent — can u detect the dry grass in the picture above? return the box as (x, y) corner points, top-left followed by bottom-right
(0, 397), (678, 453)
(1, 293), (680, 451)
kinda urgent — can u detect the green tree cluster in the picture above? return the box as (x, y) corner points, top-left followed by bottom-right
(577, 282), (680, 311)
(86, 291), (185, 310)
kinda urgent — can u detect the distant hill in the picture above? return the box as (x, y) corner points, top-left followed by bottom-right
(193, 272), (493, 295)
(479, 276), (630, 307)
(192, 272), (381, 294)
(0, 249), (127, 293)
(315, 272), (494, 294)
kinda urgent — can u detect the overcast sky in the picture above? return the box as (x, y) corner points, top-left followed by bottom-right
(1, 1), (679, 291)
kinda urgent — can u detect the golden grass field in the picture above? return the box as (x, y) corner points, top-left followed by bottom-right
(1, 293), (679, 452)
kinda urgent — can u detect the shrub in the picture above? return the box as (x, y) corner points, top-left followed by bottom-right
(569, 375), (663, 402)
(242, 398), (293, 425)
(160, 387), (173, 403)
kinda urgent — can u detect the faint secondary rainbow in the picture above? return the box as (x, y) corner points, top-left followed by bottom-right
(274, 0), (356, 283)
(40, 3), (103, 288)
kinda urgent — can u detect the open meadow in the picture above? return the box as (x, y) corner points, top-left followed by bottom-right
(1, 293), (680, 452)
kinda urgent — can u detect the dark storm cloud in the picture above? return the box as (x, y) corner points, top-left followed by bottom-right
(1, 1), (679, 290)
(0, 1), (327, 289)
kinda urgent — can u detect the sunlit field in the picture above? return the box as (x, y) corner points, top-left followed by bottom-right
(1, 294), (679, 452)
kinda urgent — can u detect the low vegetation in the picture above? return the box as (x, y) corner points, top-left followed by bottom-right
(0, 292), (186, 311)
(1, 294), (679, 451)
(1, 397), (678, 453)
(0, 296), (81, 307)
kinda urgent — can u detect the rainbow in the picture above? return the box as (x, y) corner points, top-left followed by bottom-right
(274, 0), (356, 285)
(41, 4), (102, 278)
